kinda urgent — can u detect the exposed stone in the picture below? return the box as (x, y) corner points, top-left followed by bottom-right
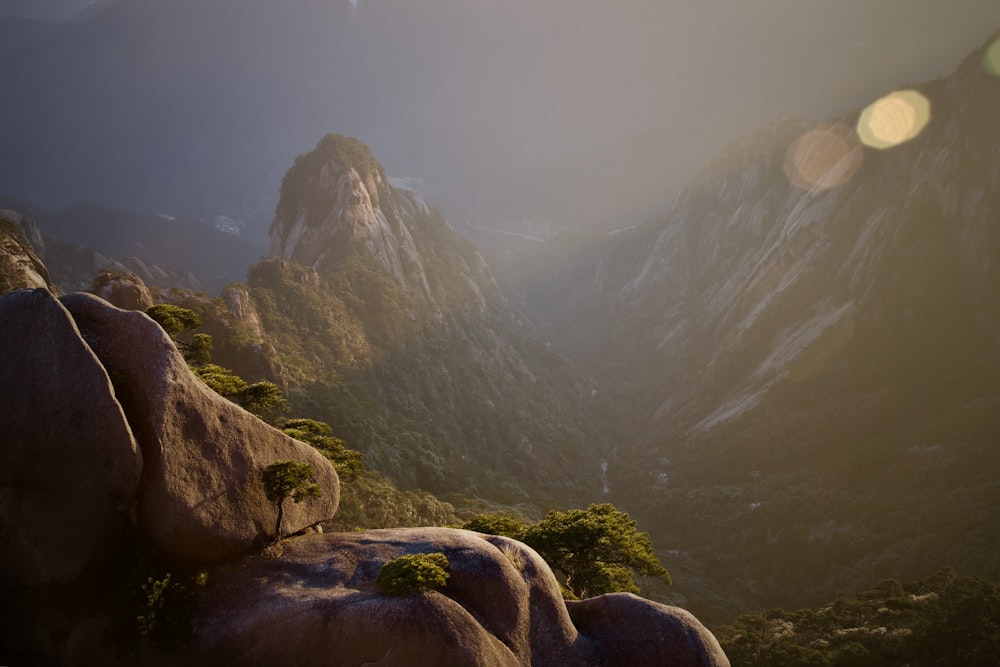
(188, 528), (729, 666)
(269, 135), (437, 307)
(0, 211), (52, 293)
(567, 593), (730, 666)
(0, 288), (141, 589)
(59, 292), (339, 563)
(91, 270), (154, 310)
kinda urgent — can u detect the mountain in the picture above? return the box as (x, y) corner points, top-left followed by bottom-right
(0, 199), (266, 293)
(509, 36), (1000, 621)
(189, 134), (610, 509)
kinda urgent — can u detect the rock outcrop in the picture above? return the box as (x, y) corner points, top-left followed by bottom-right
(0, 289), (141, 589)
(59, 292), (339, 562)
(91, 270), (155, 310)
(187, 528), (730, 667)
(270, 134), (438, 307)
(0, 210), (52, 293)
(567, 594), (731, 667)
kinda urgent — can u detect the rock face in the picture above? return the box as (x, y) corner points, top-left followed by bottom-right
(0, 288), (141, 589)
(188, 528), (730, 667)
(511, 38), (1000, 617)
(567, 594), (731, 667)
(60, 292), (339, 562)
(91, 270), (155, 310)
(0, 210), (52, 293)
(270, 134), (437, 307)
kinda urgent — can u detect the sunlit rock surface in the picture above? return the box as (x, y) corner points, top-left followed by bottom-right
(270, 134), (438, 308)
(188, 528), (730, 667)
(0, 210), (52, 292)
(60, 292), (339, 563)
(91, 270), (154, 310)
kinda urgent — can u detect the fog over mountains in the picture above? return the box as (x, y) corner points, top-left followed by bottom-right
(506, 36), (1000, 620)
(2, 0), (1000, 648)
(2, 0), (1000, 236)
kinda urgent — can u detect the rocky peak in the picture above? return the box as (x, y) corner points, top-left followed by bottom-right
(0, 209), (52, 293)
(269, 134), (436, 306)
(90, 269), (154, 310)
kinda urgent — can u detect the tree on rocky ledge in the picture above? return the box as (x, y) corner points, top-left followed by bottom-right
(262, 461), (322, 541)
(464, 503), (670, 599)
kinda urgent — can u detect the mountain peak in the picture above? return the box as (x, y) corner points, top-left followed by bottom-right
(268, 134), (429, 293)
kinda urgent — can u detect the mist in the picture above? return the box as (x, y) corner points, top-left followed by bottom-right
(1, 0), (999, 234)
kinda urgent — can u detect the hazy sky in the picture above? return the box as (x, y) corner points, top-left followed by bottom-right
(1, 0), (999, 231)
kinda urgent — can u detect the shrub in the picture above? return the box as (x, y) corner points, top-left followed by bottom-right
(376, 552), (450, 596)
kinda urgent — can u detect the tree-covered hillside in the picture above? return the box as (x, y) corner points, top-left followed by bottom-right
(173, 135), (610, 511)
(716, 569), (1000, 666)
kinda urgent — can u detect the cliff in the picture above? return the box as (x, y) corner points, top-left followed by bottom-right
(0, 209), (52, 292)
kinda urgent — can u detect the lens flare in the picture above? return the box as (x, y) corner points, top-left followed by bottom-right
(984, 36), (1000, 76)
(856, 90), (931, 149)
(784, 123), (863, 192)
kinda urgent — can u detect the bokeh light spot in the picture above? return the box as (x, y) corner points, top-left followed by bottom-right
(856, 90), (930, 149)
(984, 36), (1000, 76)
(784, 123), (863, 192)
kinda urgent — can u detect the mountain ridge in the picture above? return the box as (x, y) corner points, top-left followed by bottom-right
(506, 31), (1000, 621)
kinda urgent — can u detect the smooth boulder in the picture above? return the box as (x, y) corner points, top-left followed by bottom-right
(60, 292), (339, 563)
(0, 288), (142, 589)
(188, 527), (729, 666)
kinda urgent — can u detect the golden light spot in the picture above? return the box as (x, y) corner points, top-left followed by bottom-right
(984, 36), (1000, 76)
(784, 123), (863, 192)
(856, 90), (930, 149)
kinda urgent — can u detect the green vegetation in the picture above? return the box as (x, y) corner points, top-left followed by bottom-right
(463, 503), (670, 599)
(329, 470), (459, 532)
(277, 134), (388, 231)
(146, 303), (201, 337)
(376, 552), (450, 597)
(135, 571), (208, 649)
(463, 513), (529, 541)
(261, 461), (322, 541)
(145, 302), (290, 423)
(281, 418), (364, 479)
(110, 529), (208, 653)
(143, 292), (461, 533)
(716, 568), (1000, 666)
(193, 363), (289, 423)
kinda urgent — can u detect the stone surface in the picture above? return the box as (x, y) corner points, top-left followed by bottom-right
(60, 292), (339, 563)
(91, 271), (154, 310)
(269, 135), (437, 306)
(0, 211), (52, 293)
(188, 528), (729, 666)
(567, 593), (731, 667)
(0, 288), (141, 589)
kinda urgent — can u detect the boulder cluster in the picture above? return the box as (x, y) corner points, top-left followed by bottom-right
(0, 287), (728, 666)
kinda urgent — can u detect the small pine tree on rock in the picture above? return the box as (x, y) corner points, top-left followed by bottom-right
(261, 461), (322, 541)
